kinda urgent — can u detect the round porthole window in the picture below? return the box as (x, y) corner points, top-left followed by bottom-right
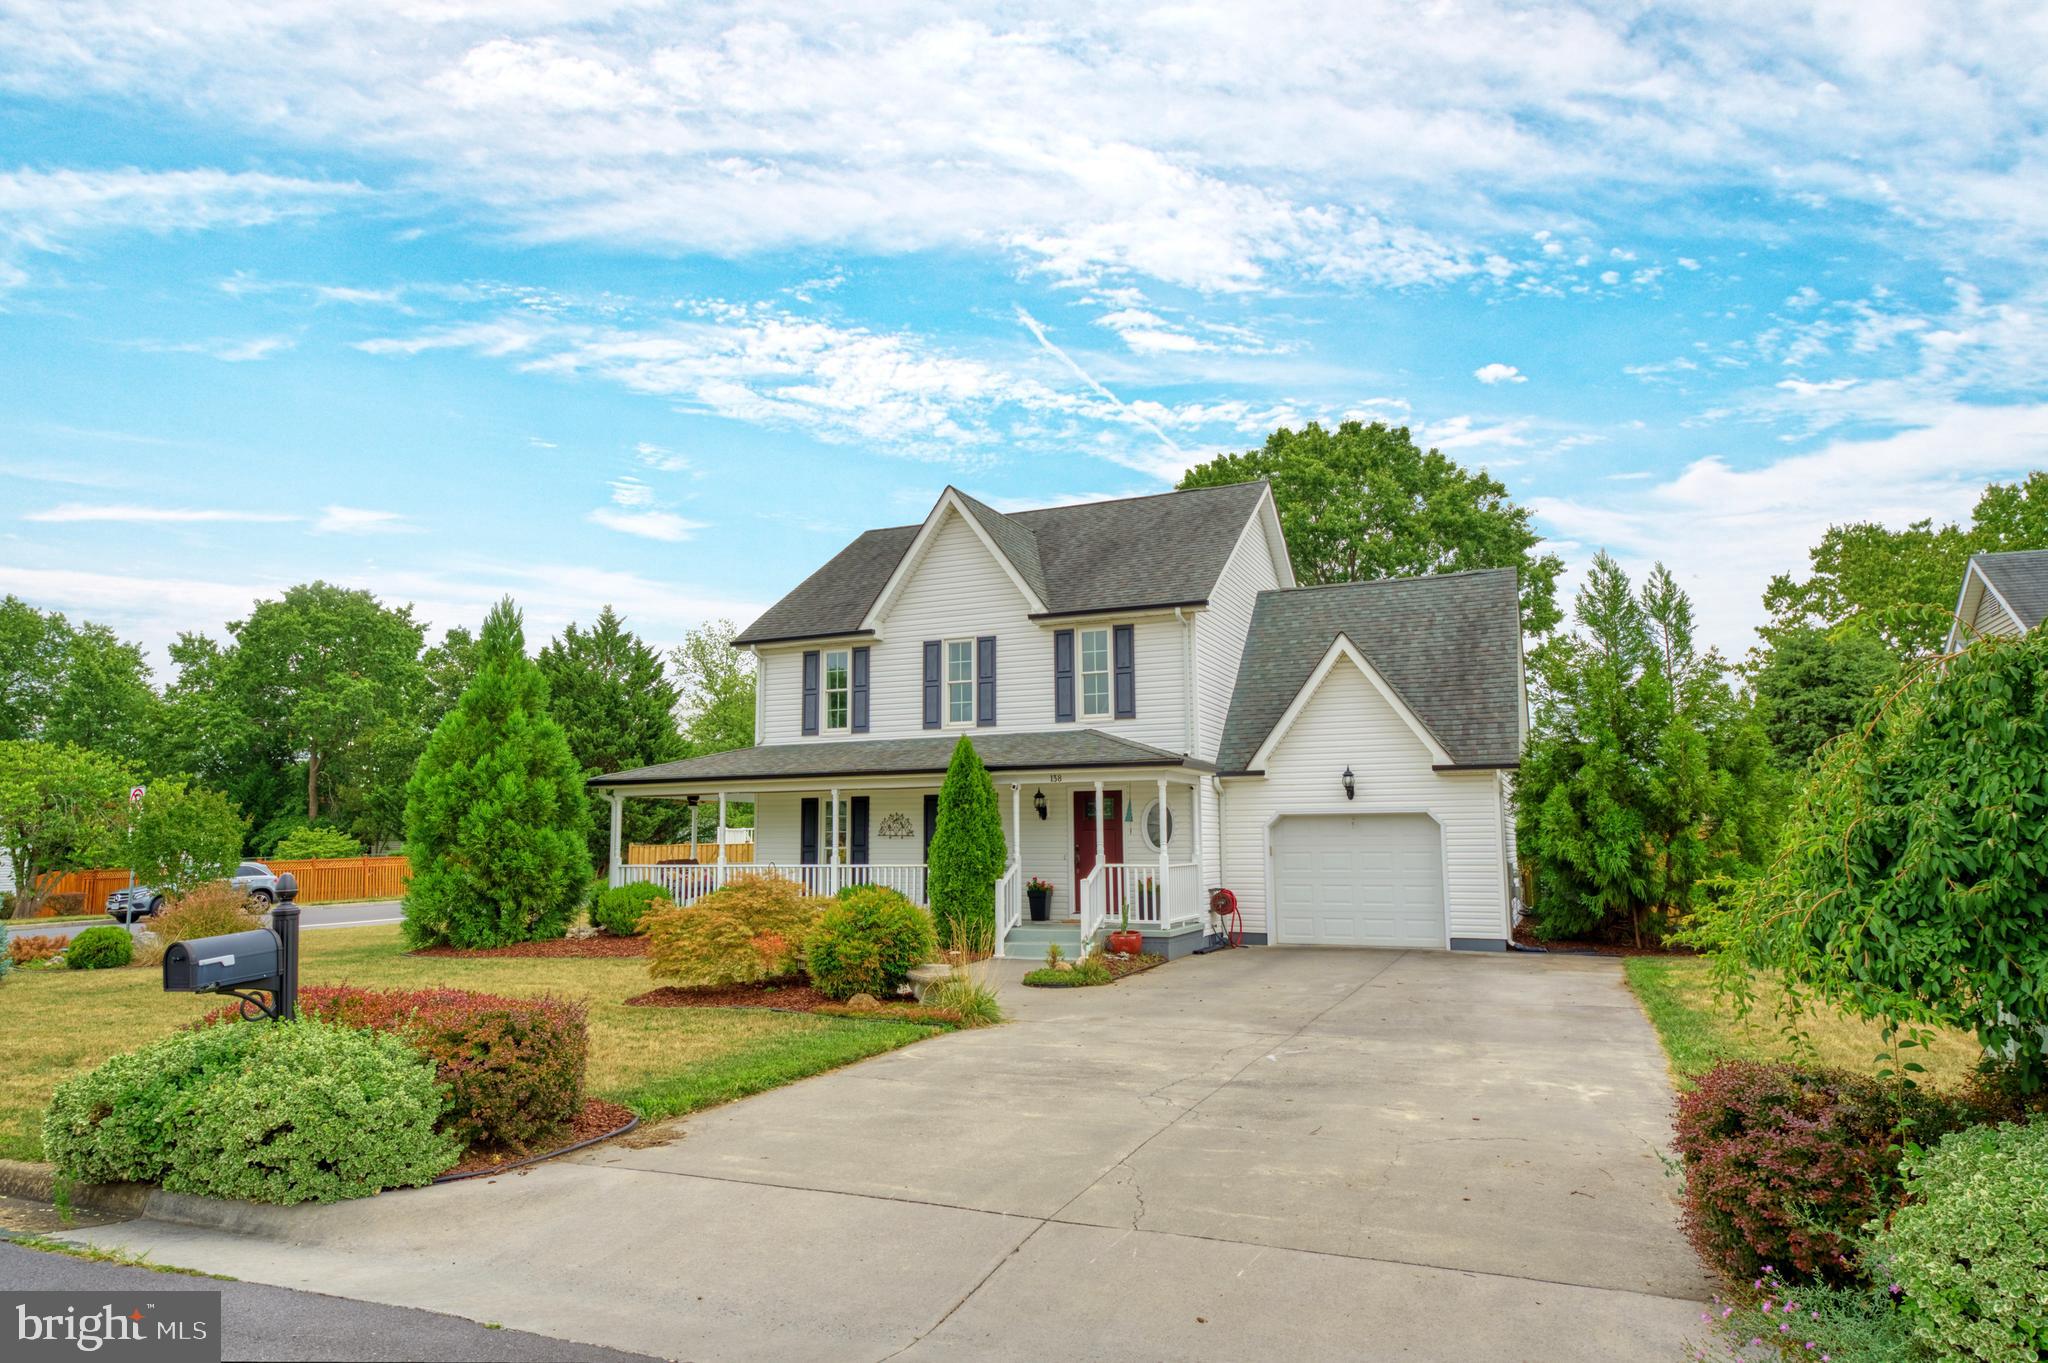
(1142, 799), (1174, 849)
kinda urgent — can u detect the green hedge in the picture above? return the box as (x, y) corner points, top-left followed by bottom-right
(64, 925), (132, 971)
(590, 881), (673, 937)
(44, 1020), (458, 1203)
(805, 886), (935, 1001)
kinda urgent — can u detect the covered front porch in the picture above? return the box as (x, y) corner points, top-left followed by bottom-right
(590, 732), (1214, 958)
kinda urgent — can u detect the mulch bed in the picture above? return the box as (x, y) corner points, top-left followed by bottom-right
(435, 1098), (638, 1181)
(1099, 952), (1164, 979)
(624, 980), (963, 1026)
(1510, 923), (1695, 958)
(410, 935), (647, 959)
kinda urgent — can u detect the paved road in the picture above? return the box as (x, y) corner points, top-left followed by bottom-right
(5, 901), (403, 943)
(1, 1241), (661, 1362)
(64, 948), (1709, 1362)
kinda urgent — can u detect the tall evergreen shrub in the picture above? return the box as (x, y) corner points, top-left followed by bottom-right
(925, 737), (1007, 951)
(402, 599), (592, 948)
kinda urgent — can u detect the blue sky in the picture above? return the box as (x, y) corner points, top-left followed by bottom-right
(3, 3), (2045, 664)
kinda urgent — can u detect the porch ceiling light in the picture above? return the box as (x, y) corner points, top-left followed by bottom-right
(686, 793), (700, 807)
(1033, 788), (1048, 820)
(1342, 767), (1355, 800)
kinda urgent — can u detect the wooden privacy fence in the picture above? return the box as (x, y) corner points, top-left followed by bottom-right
(29, 855), (411, 911)
(625, 842), (755, 865)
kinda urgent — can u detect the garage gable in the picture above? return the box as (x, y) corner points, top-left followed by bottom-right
(1249, 633), (1452, 772)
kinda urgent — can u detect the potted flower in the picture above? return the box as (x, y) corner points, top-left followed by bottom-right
(1025, 876), (1055, 922)
(1107, 901), (1144, 956)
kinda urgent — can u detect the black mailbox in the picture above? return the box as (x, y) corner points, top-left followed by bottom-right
(162, 929), (282, 994)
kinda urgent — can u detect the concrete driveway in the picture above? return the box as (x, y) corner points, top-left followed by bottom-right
(65, 948), (1710, 1362)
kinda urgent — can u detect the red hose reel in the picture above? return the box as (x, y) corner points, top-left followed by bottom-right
(1207, 887), (1243, 948)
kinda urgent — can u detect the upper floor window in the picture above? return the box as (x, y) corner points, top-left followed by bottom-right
(946, 639), (975, 725)
(824, 649), (851, 732)
(1079, 627), (1111, 719)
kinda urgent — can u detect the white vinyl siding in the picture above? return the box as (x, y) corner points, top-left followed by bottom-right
(1971, 589), (2023, 638)
(946, 639), (975, 725)
(753, 507), (1192, 750)
(1192, 509), (1284, 762)
(1218, 651), (1509, 945)
(1079, 628), (1111, 718)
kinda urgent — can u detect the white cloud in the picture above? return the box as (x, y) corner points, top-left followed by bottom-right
(634, 442), (689, 472)
(313, 505), (415, 535)
(23, 503), (297, 525)
(586, 507), (705, 542)
(1424, 415), (1529, 450)
(1473, 362), (1525, 385)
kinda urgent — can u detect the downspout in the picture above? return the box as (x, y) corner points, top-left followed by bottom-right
(1175, 607), (1196, 757)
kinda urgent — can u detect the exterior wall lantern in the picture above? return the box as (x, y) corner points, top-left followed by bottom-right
(1033, 788), (1048, 820)
(1341, 766), (1355, 800)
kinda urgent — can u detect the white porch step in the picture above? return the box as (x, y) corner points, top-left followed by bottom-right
(1002, 921), (1090, 958)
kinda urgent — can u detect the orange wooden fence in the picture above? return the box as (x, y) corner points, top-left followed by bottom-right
(30, 855), (411, 912)
(625, 842), (755, 865)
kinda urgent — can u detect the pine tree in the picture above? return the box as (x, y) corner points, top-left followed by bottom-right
(401, 599), (593, 948)
(925, 736), (1007, 952)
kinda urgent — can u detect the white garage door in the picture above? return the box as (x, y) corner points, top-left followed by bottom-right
(1271, 814), (1445, 948)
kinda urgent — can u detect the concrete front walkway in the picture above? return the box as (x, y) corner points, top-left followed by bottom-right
(65, 948), (1711, 1362)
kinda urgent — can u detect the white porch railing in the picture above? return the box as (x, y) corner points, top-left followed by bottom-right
(992, 862), (1021, 958)
(1077, 863), (1105, 947)
(1165, 860), (1201, 927)
(619, 862), (928, 906)
(1096, 860), (1205, 931)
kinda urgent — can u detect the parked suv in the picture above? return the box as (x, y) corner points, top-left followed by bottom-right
(105, 861), (280, 923)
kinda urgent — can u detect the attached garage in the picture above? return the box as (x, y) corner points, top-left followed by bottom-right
(1270, 813), (1445, 948)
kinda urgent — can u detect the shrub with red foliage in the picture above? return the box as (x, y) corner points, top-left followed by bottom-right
(205, 985), (587, 1152)
(1673, 1061), (1976, 1286)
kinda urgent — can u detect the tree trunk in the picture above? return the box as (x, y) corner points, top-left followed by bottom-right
(306, 751), (321, 821)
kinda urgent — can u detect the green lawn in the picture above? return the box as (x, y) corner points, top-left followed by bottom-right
(1624, 956), (1984, 1091)
(0, 923), (938, 1162)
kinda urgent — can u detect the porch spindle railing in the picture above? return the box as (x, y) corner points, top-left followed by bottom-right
(618, 863), (928, 907)
(1076, 863), (1106, 948)
(992, 862), (1021, 958)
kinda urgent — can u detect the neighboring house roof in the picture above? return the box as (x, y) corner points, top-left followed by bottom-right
(588, 730), (1209, 787)
(734, 481), (1272, 644)
(1214, 569), (1525, 773)
(1971, 549), (2048, 632)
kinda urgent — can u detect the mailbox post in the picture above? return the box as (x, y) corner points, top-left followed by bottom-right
(159, 871), (303, 1021)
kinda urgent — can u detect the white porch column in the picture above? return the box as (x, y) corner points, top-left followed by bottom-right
(829, 787), (841, 895)
(715, 792), (727, 887)
(1157, 775), (1169, 924)
(1191, 776), (1204, 883)
(1010, 783), (1021, 867)
(606, 792), (624, 888)
(1092, 779), (1105, 926)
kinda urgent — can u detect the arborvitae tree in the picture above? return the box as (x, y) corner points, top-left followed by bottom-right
(401, 599), (592, 948)
(925, 737), (1007, 953)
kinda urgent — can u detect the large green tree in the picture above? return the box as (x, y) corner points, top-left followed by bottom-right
(1179, 420), (1564, 633)
(122, 779), (247, 896)
(1517, 554), (1780, 944)
(222, 582), (427, 828)
(537, 606), (687, 864)
(926, 737), (1006, 954)
(0, 741), (134, 917)
(670, 619), (759, 835)
(153, 631), (301, 853)
(0, 599), (160, 760)
(1693, 628), (2048, 1093)
(1749, 625), (1899, 767)
(401, 598), (592, 948)
(1764, 471), (2048, 656)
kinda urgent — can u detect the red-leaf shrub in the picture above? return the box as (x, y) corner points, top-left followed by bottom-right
(206, 985), (587, 1152)
(1673, 1061), (1976, 1285)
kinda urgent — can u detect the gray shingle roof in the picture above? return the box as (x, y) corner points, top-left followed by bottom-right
(588, 730), (1208, 787)
(1215, 569), (1524, 773)
(1974, 549), (2048, 631)
(734, 482), (1270, 644)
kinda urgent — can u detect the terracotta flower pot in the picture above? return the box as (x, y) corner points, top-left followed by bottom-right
(1107, 929), (1144, 955)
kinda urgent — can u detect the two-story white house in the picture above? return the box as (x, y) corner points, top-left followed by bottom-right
(591, 481), (1526, 958)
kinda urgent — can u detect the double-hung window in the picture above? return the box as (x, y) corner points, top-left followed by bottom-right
(1079, 627), (1111, 719)
(946, 639), (975, 726)
(824, 649), (851, 732)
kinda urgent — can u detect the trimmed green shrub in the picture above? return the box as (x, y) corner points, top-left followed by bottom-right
(273, 824), (364, 859)
(645, 907), (767, 988)
(206, 985), (588, 1152)
(1876, 1118), (2048, 1363)
(64, 924), (132, 970)
(590, 881), (673, 937)
(1673, 1060), (1977, 1285)
(163, 1021), (458, 1204)
(925, 737), (1006, 954)
(402, 598), (593, 949)
(805, 886), (936, 1001)
(43, 1023), (270, 1184)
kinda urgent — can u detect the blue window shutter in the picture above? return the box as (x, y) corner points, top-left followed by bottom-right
(1113, 624), (1135, 719)
(800, 798), (819, 864)
(850, 796), (870, 865)
(801, 651), (820, 735)
(1053, 629), (1074, 723)
(850, 646), (870, 733)
(922, 640), (942, 729)
(976, 635), (996, 726)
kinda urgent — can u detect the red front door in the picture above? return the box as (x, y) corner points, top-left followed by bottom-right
(1073, 790), (1124, 894)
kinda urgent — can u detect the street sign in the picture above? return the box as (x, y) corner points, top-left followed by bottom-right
(129, 785), (146, 804)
